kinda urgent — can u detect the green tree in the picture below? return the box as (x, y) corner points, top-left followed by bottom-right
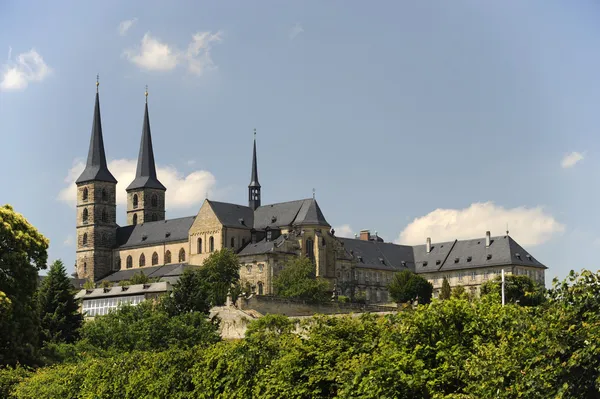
(200, 249), (241, 306)
(37, 260), (83, 346)
(480, 273), (546, 306)
(0, 204), (49, 366)
(451, 285), (468, 300)
(388, 270), (433, 305)
(439, 277), (451, 300)
(162, 268), (211, 315)
(273, 257), (330, 302)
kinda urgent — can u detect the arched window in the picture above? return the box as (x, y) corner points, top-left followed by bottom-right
(151, 194), (158, 207)
(179, 248), (186, 262)
(126, 255), (133, 269)
(102, 189), (108, 201)
(231, 237), (235, 248)
(82, 233), (88, 246)
(139, 253), (145, 267)
(82, 187), (88, 201)
(132, 214), (138, 225)
(306, 238), (314, 260)
(165, 250), (172, 264)
(197, 238), (202, 254)
(133, 194), (139, 209)
(101, 209), (108, 223)
(82, 208), (89, 224)
(152, 252), (159, 266)
(257, 281), (264, 295)
(83, 262), (87, 273)
(209, 236), (214, 252)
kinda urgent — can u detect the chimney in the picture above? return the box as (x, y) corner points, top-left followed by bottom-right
(359, 230), (371, 241)
(426, 237), (431, 253)
(485, 231), (491, 247)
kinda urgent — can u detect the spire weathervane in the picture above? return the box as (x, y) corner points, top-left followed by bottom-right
(313, 188), (315, 199)
(145, 85), (148, 103)
(96, 74), (99, 92)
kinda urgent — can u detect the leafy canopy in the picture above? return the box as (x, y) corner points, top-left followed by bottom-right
(388, 270), (433, 304)
(273, 257), (330, 302)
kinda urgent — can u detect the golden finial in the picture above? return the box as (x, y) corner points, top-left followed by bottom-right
(145, 85), (148, 103)
(96, 74), (99, 92)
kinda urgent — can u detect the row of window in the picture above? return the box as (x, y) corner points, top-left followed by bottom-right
(131, 213), (160, 225)
(82, 208), (111, 224)
(81, 187), (109, 202)
(432, 268), (543, 285)
(197, 237), (215, 253)
(132, 193), (159, 209)
(81, 232), (112, 247)
(122, 248), (186, 269)
(245, 264), (265, 274)
(82, 295), (145, 317)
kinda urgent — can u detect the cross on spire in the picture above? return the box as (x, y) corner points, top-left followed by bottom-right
(145, 85), (148, 103)
(96, 74), (99, 92)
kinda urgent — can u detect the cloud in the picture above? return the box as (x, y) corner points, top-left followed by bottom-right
(186, 160), (196, 166)
(334, 224), (354, 238)
(63, 235), (74, 246)
(123, 30), (222, 75)
(0, 48), (51, 91)
(118, 18), (138, 36)
(561, 151), (584, 168)
(289, 23), (304, 40)
(397, 201), (564, 247)
(58, 159), (217, 210)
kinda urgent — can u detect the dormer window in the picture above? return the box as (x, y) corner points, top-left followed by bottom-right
(467, 256), (472, 262)
(436, 260), (441, 265)
(165, 232), (171, 238)
(141, 235), (148, 241)
(515, 253), (521, 260)
(266, 230), (272, 241)
(401, 261), (406, 267)
(423, 261), (428, 267)
(271, 216), (277, 223)
(487, 254), (492, 260)
(357, 255), (363, 263)
(526, 254), (532, 260)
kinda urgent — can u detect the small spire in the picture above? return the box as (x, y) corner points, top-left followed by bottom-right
(96, 73), (99, 93)
(506, 223), (509, 236)
(312, 188), (315, 199)
(145, 85), (148, 103)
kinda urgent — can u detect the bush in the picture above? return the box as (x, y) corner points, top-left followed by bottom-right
(337, 295), (350, 303)
(0, 365), (32, 399)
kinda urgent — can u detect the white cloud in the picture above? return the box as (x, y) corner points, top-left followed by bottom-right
(397, 201), (564, 247)
(0, 48), (51, 91)
(123, 30), (222, 75)
(58, 159), (217, 210)
(334, 224), (354, 238)
(63, 235), (74, 246)
(561, 151), (584, 168)
(289, 23), (304, 40)
(118, 17), (138, 36)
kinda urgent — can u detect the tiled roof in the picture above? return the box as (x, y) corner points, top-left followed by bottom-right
(338, 237), (414, 271)
(253, 199), (329, 230)
(209, 200), (254, 229)
(237, 235), (291, 256)
(98, 263), (201, 283)
(116, 216), (195, 249)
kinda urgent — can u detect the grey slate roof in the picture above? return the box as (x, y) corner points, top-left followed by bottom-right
(253, 199), (330, 230)
(209, 200), (254, 229)
(126, 101), (166, 191)
(75, 91), (117, 184)
(116, 216), (195, 249)
(237, 235), (291, 256)
(338, 238), (414, 271)
(76, 282), (172, 299)
(99, 263), (201, 283)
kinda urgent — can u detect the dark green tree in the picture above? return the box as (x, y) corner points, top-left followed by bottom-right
(0, 204), (49, 366)
(451, 285), (468, 300)
(480, 273), (546, 306)
(37, 260), (83, 346)
(273, 257), (330, 302)
(200, 249), (241, 306)
(388, 270), (433, 305)
(162, 268), (211, 315)
(439, 277), (451, 300)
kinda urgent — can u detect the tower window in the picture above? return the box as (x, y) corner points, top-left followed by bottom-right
(151, 213), (158, 222)
(82, 208), (89, 224)
(165, 250), (172, 264)
(102, 189), (108, 202)
(101, 209), (108, 223)
(179, 248), (186, 262)
(133, 194), (139, 209)
(126, 256), (133, 269)
(151, 194), (158, 208)
(82, 187), (88, 201)
(82, 233), (88, 246)
(306, 238), (314, 261)
(133, 214), (138, 225)
(231, 237), (235, 248)
(83, 262), (87, 273)
(209, 236), (214, 252)
(139, 253), (145, 267)
(257, 281), (264, 295)
(152, 252), (159, 266)
(197, 238), (203, 254)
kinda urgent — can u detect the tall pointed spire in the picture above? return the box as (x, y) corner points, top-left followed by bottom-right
(126, 87), (166, 191)
(76, 76), (117, 184)
(248, 129), (261, 210)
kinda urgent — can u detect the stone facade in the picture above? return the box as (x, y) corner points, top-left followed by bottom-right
(126, 188), (165, 225)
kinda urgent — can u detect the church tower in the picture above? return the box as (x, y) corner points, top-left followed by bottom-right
(248, 130), (261, 210)
(126, 89), (166, 225)
(75, 79), (118, 281)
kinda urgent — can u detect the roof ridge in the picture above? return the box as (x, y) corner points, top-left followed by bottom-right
(258, 198), (313, 207)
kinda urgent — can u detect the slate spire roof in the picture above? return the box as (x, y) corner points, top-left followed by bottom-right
(76, 87), (117, 184)
(126, 95), (166, 191)
(249, 131), (260, 188)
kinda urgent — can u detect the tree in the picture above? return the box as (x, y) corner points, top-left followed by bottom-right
(200, 249), (241, 306)
(0, 204), (49, 366)
(451, 285), (468, 300)
(439, 277), (451, 300)
(480, 274), (546, 306)
(388, 270), (433, 305)
(162, 268), (212, 315)
(273, 257), (330, 302)
(37, 260), (83, 346)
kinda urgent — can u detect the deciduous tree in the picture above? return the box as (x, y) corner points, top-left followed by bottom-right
(388, 270), (433, 305)
(273, 257), (329, 302)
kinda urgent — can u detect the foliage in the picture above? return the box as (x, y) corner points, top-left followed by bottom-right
(388, 270), (434, 304)
(37, 260), (83, 346)
(353, 291), (367, 304)
(200, 248), (241, 306)
(83, 279), (95, 290)
(337, 295), (350, 303)
(162, 269), (212, 315)
(0, 204), (49, 367)
(451, 285), (468, 300)
(273, 257), (330, 302)
(0, 365), (32, 399)
(439, 277), (451, 300)
(98, 280), (113, 288)
(480, 274), (546, 306)
(117, 271), (159, 287)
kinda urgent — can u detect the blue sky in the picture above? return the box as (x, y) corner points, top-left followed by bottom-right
(1, 1), (600, 284)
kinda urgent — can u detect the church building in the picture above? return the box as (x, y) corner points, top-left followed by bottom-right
(75, 83), (547, 303)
